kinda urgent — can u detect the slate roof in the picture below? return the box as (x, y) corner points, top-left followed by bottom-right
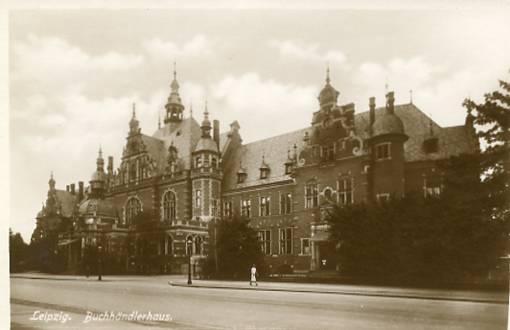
(222, 128), (308, 191)
(355, 103), (477, 161)
(151, 117), (202, 170)
(140, 134), (165, 172)
(223, 103), (476, 191)
(55, 190), (77, 218)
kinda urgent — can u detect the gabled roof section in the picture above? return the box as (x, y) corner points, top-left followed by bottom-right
(223, 128), (307, 191)
(151, 117), (202, 170)
(140, 134), (165, 173)
(355, 103), (476, 161)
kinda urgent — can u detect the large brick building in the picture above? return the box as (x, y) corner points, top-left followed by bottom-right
(32, 68), (478, 274)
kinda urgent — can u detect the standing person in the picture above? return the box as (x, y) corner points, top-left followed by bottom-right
(250, 264), (258, 286)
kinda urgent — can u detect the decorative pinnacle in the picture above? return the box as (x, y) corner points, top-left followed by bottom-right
(326, 64), (330, 84)
(98, 146), (103, 158)
(173, 61), (177, 80)
(132, 103), (136, 118)
(158, 113), (161, 129)
(190, 101), (193, 118)
(204, 99), (209, 119)
(409, 89), (413, 104)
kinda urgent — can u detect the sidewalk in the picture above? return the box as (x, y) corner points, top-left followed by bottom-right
(169, 278), (509, 304)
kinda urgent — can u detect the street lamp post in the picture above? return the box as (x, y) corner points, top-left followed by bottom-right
(187, 237), (193, 285)
(98, 245), (103, 281)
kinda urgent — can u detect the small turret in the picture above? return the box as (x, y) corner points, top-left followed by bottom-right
(129, 103), (140, 135)
(317, 66), (340, 111)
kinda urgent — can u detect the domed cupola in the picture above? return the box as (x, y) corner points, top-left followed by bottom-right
(318, 67), (340, 110)
(372, 91), (407, 139)
(79, 148), (117, 223)
(164, 62), (185, 124)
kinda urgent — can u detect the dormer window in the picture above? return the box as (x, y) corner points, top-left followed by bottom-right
(375, 143), (391, 160)
(260, 168), (270, 179)
(237, 172), (247, 183)
(285, 163), (293, 175)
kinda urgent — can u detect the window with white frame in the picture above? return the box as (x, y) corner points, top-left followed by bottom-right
(241, 199), (251, 217)
(223, 200), (233, 218)
(300, 238), (311, 255)
(375, 143), (391, 160)
(338, 178), (353, 205)
(279, 228), (293, 255)
(424, 177), (442, 198)
(280, 192), (292, 215)
(257, 230), (271, 255)
(195, 190), (202, 208)
(305, 182), (319, 209)
(259, 196), (271, 216)
(376, 193), (390, 203)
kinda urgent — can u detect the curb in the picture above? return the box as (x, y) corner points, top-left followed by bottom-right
(168, 282), (508, 305)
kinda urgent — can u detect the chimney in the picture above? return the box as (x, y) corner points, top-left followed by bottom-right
(386, 91), (395, 115)
(78, 181), (84, 200)
(213, 120), (220, 150)
(108, 156), (114, 175)
(66, 185), (69, 192)
(369, 97), (376, 127)
(70, 183), (76, 195)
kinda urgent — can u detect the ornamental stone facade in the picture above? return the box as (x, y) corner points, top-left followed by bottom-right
(32, 67), (478, 275)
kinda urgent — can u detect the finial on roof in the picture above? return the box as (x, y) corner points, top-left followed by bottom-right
(326, 64), (330, 84)
(409, 89), (413, 104)
(204, 99), (209, 119)
(158, 112), (161, 129)
(384, 76), (389, 93)
(189, 101), (193, 118)
(50, 171), (54, 180)
(98, 146), (103, 158)
(132, 102), (136, 118)
(173, 61), (177, 80)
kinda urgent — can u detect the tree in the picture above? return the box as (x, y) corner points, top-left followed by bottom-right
(10, 228), (28, 273)
(205, 216), (265, 279)
(463, 77), (510, 226)
(328, 153), (507, 285)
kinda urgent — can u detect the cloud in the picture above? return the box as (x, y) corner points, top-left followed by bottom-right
(142, 34), (215, 60)
(269, 40), (347, 67)
(212, 72), (317, 142)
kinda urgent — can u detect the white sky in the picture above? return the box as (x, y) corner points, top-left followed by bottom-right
(7, 4), (510, 241)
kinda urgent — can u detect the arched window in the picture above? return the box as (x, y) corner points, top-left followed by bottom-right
(194, 236), (202, 255)
(162, 191), (177, 222)
(125, 197), (141, 225)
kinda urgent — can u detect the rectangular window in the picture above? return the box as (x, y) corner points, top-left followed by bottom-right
(211, 199), (218, 217)
(280, 192), (292, 214)
(338, 178), (353, 205)
(257, 230), (271, 255)
(305, 183), (319, 209)
(195, 155), (202, 168)
(375, 143), (391, 160)
(203, 155), (210, 167)
(259, 196), (271, 216)
(300, 238), (311, 255)
(322, 145), (335, 161)
(376, 193), (390, 203)
(241, 199), (251, 217)
(279, 228), (293, 255)
(195, 190), (201, 208)
(223, 200), (233, 218)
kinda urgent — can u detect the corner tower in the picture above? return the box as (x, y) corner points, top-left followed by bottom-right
(164, 63), (184, 125)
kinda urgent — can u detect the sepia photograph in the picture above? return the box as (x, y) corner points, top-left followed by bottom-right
(5, 1), (510, 329)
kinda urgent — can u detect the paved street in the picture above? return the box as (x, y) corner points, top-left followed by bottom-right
(10, 275), (508, 329)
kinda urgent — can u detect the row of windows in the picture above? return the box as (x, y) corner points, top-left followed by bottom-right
(130, 235), (204, 256)
(195, 154), (219, 169)
(225, 193), (293, 218)
(257, 229), (311, 256)
(305, 178), (354, 208)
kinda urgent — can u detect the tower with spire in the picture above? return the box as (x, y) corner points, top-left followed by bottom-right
(164, 62), (185, 125)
